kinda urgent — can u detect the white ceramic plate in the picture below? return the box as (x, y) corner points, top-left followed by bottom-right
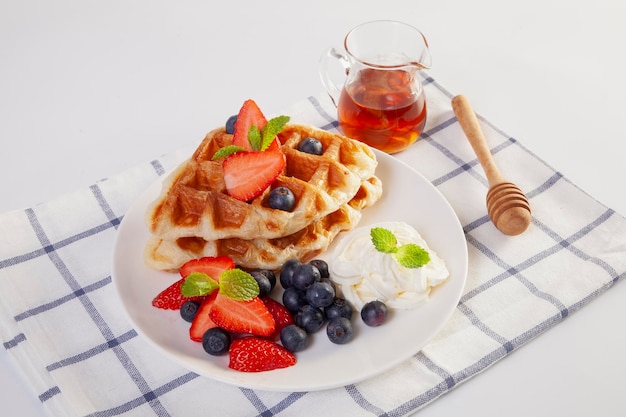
(111, 149), (468, 392)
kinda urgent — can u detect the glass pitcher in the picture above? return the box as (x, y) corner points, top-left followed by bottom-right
(319, 20), (432, 154)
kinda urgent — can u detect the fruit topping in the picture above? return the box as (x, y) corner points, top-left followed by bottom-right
(326, 317), (354, 345)
(360, 300), (388, 327)
(280, 324), (308, 352)
(279, 259), (301, 289)
(324, 297), (354, 321)
(308, 259), (329, 278)
(202, 327), (231, 356)
(262, 297), (295, 341)
(281, 287), (308, 313)
(152, 278), (205, 310)
(268, 186), (295, 211)
(250, 269), (275, 298)
(189, 293), (218, 341)
(225, 114), (238, 134)
(222, 150), (286, 202)
(209, 293), (275, 337)
(305, 280), (335, 309)
(179, 255), (235, 280)
(291, 263), (321, 291)
(298, 137), (323, 155)
(228, 336), (296, 372)
(295, 305), (325, 333)
(180, 300), (201, 322)
(232, 99), (270, 151)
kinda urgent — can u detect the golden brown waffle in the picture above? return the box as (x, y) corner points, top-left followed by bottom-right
(144, 175), (383, 271)
(145, 124), (378, 241)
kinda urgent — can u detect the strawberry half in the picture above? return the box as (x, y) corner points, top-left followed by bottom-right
(209, 293), (276, 337)
(232, 99), (280, 152)
(152, 278), (205, 310)
(222, 151), (286, 201)
(262, 297), (294, 341)
(189, 292), (219, 341)
(179, 256), (235, 280)
(228, 336), (296, 372)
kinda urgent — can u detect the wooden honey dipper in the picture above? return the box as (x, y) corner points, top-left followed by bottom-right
(451, 94), (531, 236)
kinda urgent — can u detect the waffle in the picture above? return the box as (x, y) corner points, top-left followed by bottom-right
(145, 124), (378, 242)
(144, 175), (383, 271)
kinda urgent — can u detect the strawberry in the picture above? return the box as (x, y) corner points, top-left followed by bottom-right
(189, 292), (219, 341)
(222, 151), (286, 201)
(152, 278), (205, 310)
(179, 256), (235, 280)
(209, 293), (276, 337)
(262, 297), (294, 341)
(228, 336), (296, 372)
(232, 99), (280, 152)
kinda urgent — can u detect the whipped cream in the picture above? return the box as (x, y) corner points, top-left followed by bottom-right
(330, 221), (449, 310)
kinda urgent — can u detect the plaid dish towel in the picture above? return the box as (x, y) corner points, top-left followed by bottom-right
(1, 74), (625, 417)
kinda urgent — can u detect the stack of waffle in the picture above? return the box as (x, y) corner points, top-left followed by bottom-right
(144, 124), (383, 271)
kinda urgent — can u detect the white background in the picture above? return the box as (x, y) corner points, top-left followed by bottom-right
(1, 0), (625, 416)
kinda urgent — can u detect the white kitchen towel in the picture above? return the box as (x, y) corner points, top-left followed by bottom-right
(1, 73), (625, 417)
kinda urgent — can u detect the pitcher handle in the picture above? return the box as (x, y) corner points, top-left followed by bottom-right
(319, 47), (350, 107)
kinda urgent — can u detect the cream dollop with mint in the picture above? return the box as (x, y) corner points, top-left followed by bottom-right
(330, 221), (449, 310)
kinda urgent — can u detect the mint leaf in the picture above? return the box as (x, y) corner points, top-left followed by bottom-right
(394, 244), (430, 268)
(260, 115), (290, 151)
(248, 125), (262, 151)
(212, 145), (245, 160)
(370, 227), (398, 253)
(218, 269), (260, 301)
(181, 272), (219, 297)
(370, 226), (430, 269)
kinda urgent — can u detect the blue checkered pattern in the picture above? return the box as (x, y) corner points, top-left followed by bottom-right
(1, 74), (625, 417)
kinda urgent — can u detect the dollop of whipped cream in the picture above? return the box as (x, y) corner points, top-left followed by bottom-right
(330, 221), (449, 310)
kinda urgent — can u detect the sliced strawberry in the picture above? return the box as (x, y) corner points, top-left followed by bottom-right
(209, 293), (275, 337)
(152, 278), (205, 310)
(179, 256), (235, 280)
(228, 336), (296, 372)
(189, 292), (218, 341)
(262, 297), (294, 341)
(232, 99), (280, 152)
(222, 151), (286, 201)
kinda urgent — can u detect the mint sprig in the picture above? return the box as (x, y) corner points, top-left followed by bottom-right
(180, 272), (219, 297)
(180, 269), (260, 301)
(218, 269), (260, 301)
(370, 227), (430, 268)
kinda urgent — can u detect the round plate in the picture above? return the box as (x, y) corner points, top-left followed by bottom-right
(111, 149), (468, 391)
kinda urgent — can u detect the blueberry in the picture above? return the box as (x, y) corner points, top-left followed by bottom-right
(324, 297), (354, 321)
(250, 270), (273, 297)
(320, 277), (336, 293)
(280, 259), (301, 289)
(291, 263), (321, 291)
(308, 259), (329, 278)
(305, 281), (336, 309)
(180, 300), (200, 322)
(295, 305), (325, 333)
(202, 327), (231, 355)
(298, 137), (323, 155)
(268, 187), (295, 211)
(326, 317), (354, 344)
(282, 287), (308, 313)
(280, 324), (309, 352)
(253, 269), (276, 290)
(225, 115), (238, 134)
(361, 300), (388, 327)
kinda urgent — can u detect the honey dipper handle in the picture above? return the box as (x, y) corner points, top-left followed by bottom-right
(451, 95), (505, 186)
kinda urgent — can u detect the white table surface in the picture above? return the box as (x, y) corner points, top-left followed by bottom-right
(2, 1), (625, 416)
